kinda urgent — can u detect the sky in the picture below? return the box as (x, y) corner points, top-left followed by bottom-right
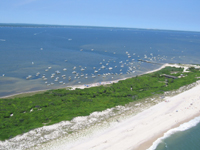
(0, 0), (200, 31)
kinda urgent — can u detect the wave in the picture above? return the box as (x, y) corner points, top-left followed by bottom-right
(147, 115), (200, 150)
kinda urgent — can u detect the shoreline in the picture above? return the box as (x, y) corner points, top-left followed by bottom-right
(1, 63), (200, 150)
(138, 113), (200, 150)
(0, 63), (169, 99)
(63, 80), (200, 150)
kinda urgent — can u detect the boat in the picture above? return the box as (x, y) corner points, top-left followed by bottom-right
(109, 67), (113, 70)
(55, 70), (60, 74)
(101, 65), (106, 69)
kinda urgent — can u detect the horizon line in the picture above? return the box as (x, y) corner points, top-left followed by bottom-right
(0, 22), (199, 33)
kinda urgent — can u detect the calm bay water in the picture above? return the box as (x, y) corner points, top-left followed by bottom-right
(0, 25), (200, 149)
(1, 25), (200, 97)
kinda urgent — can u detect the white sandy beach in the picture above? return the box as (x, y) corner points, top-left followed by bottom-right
(1, 63), (200, 150)
(25, 64), (200, 150)
(49, 80), (200, 150)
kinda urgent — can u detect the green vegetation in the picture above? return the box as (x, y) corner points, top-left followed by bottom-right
(0, 66), (200, 140)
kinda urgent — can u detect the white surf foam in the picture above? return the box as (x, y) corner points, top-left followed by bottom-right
(147, 115), (200, 150)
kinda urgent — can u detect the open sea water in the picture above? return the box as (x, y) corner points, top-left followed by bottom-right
(0, 25), (200, 149)
(149, 116), (200, 150)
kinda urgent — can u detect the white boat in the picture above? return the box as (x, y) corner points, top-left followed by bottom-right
(109, 67), (113, 70)
(101, 65), (106, 69)
(55, 70), (60, 74)
(36, 72), (40, 76)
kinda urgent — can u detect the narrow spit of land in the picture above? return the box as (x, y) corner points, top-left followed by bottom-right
(0, 63), (200, 150)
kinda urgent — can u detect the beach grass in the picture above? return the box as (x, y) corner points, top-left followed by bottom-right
(0, 66), (200, 141)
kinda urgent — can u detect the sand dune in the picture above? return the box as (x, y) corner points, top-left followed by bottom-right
(63, 81), (200, 150)
(1, 63), (200, 150)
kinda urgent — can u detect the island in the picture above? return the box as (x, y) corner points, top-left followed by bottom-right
(1, 63), (200, 150)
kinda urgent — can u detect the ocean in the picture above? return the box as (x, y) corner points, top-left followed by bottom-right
(149, 116), (200, 150)
(0, 25), (200, 149)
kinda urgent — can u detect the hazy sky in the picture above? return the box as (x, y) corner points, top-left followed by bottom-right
(0, 0), (200, 31)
